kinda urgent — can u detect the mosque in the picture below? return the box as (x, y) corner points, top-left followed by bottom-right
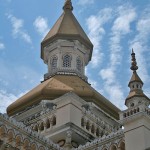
(0, 0), (150, 150)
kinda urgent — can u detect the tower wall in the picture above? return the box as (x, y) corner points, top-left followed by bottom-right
(124, 114), (150, 150)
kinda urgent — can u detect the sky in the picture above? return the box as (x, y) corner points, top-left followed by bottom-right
(0, 0), (150, 113)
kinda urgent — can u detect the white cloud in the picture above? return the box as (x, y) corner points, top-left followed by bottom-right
(78, 0), (95, 5)
(0, 42), (5, 50)
(34, 16), (49, 37)
(7, 14), (32, 44)
(130, 7), (150, 84)
(112, 5), (136, 34)
(86, 8), (113, 67)
(99, 5), (136, 109)
(0, 90), (27, 114)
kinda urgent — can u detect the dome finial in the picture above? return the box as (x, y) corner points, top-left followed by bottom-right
(130, 48), (138, 72)
(63, 0), (73, 11)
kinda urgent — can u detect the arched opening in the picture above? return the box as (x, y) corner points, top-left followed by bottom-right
(31, 143), (37, 150)
(39, 146), (45, 150)
(15, 135), (22, 148)
(76, 57), (82, 72)
(33, 124), (38, 132)
(96, 128), (100, 137)
(86, 121), (90, 131)
(52, 116), (56, 126)
(0, 140), (3, 148)
(0, 126), (6, 138)
(91, 124), (95, 134)
(63, 54), (71, 68)
(23, 139), (30, 150)
(45, 119), (50, 129)
(110, 145), (117, 150)
(39, 122), (44, 131)
(51, 55), (58, 70)
(119, 141), (125, 150)
(7, 130), (14, 143)
(81, 118), (84, 127)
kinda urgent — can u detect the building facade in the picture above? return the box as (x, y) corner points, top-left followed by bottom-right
(0, 0), (150, 150)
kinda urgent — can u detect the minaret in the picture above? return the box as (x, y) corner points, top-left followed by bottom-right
(41, 0), (93, 81)
(125, 49), (149, 108)
(120, 49), (150, 150)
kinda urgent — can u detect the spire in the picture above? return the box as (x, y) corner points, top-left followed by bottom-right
(130, 49), (138, 72)
(63, 0), (73, 11)
(125, 49), (148, 105)
(129, 49), (143, 85)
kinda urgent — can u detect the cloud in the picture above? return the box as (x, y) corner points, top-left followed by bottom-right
(129, 7), (150, 92)
(0, 90), (28, 114)
(78, 0), (95, 5)
(99, 5), (136, 109)
(7, 14), (32, 44)
(33, 16), (49, 37)
(0, 42), (5, 50)
(86, 8), (113, 68)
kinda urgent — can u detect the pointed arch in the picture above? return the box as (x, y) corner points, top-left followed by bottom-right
(39, 146), (45, 150)
(33, 124), (38, 132)
(15, 134), (22, 148)
(91, 124), (95, 134)
(63, 54), (72, 68)
(7, 129), (15, 143)
(51, 55), (58, 70)
(86, 120), (90, 131)
(45, 118), (50, 129)
(31, 143), (37, 150)
(109, 144), (117, 150)
(0, 140), (3, 147)
(118, 140), (125, 150)
(23, 139), (30, 149)
(39, 122), (44, 131)
(96, 128), (100, 137)
(52, 116), (56, 126)
(76, 56), (82, 72)
(81, 117), (84, 127)
(0, 126), (7, 138)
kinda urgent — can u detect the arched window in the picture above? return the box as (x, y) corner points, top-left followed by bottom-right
(52, 116), (56, 126)
(76, 57), (82, 72)
(81, 118), (84, 127)
(63, 54), (71, 68)
(33, 124), (38, 132)
(110, 145), (117, 150)
(119, 141), (125, 150)
(39, 122), (44, 131)
(45, 119), (50, 129)
(91, 124), (95, 134)
(96, 128), (100, 137)
(86, 121), (90, 131)
(51, 55), (58, 70)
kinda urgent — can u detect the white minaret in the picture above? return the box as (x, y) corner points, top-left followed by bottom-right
(120, 49), (150, 150)
(41, 0), (93, 81)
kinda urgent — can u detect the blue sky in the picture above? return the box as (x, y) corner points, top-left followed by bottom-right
(0, 0), (150, 113)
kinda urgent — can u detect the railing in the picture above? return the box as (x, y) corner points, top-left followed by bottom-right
(44, 68), (88, 81)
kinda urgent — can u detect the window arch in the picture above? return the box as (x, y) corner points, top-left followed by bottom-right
(118, 141), (125, 150)
(52, 116), (56, 126)
(81, 118), (84, 127)
(76, 57), (82, 72)
(110, 145), (117, 150)
(86, 121), (90, 131)
(63, 54), (71, 68)
(91, 124), (95, 134)
(51, 55), (58, 70)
